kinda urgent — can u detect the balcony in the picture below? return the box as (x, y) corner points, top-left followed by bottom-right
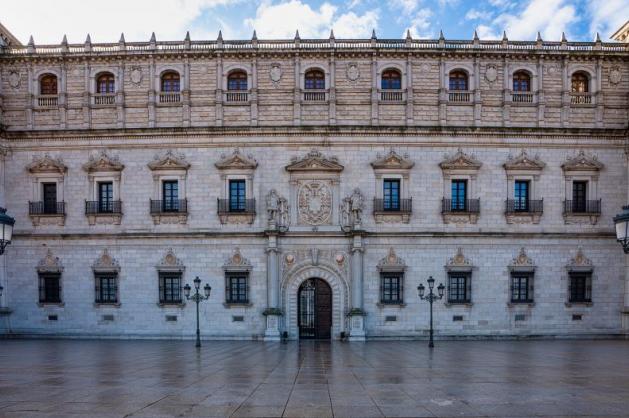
(36, 95), (58, 107)
(570, 92), (593, 105)
(224, 91), (249, 104)
(302, 90), (327, 102)
(28, 201), (65, 226)
(158, 92), (181, 104)
(505, 199), (543, 224)
(441, 198), (480, 224)
(563, 199), (601, 225)
(85, 200), (122, 225)
(379, 90), (404, 102)
(373, 198), (412, 224)
(93, 93), (116, 106)
(217, 198), (256, 225)
(150, 199), (188, 225)
(511, 92), (534, 103)
(448, 91), (471, 103)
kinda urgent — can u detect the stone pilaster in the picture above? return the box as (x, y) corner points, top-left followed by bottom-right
(348, 232), (366, 341)
(264, 231), (281, 341)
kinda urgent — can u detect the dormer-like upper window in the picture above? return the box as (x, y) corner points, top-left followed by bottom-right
(161, 71), (180, 92)
(96, 73), (115, 94)
(381, 69), (401, 90)
(227, 70), (248, 91)
(513, 71), (530, 92)
(571, 71), (589, 93)
(449, 70), (468, 91)
(40, 74), (58, 95)
(304, 69), (325, 90)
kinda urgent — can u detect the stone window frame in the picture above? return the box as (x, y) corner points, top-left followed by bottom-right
(561, 150), (604, 225)
(566, 65), (598, 106)
(33, 69), (63, 107)
(155, 65), (185, 106)
(222, 64), (252, 105)
(92, 249), (121, 307)
(26, 154), (67, 226)
(36, 249), (64, 307)
(565, 247), (594, 307)
(370, 150), (414, 224)
(82, 150), (124, 225)
(376, 248), (407, 307)
(300, 63), (330, 103)
(376, 62), (407, 103)
(156, 248), (186, 307)
(444, 248), (474, 307)
(147, 150), (190, 225)
(503, 150), (546, 224)
(89, 66), (119, 107)
(507, 248), (536, 306)
(215, 149), (258, 225)
(444, 63), (474, 103)
(439, 148), (482, 224)
(223, 248), (253, 308)
(506, 64), (539, 105)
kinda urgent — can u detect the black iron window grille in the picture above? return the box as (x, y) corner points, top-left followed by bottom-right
(95, 274), (118, 304)
(511, 274), (534, 303)
(159, 274), (182, 304)
(380, 274), (403, 304)
(226, 274), (249, 304)
(448, 273), (471, 304)
(39, 274), (61, 304)
(569, 273), (592, 303)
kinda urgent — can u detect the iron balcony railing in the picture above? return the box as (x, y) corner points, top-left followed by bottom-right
(563, 199), (601, 215)
(217, 198), (256, 215)
(29, 201), (65, 215)
(441, 198), (480, 214)
(505, 199), (544, 214)
(373, 198), (412, 213)
(150, 199), (187, 214)
(85, 200), (122, 215)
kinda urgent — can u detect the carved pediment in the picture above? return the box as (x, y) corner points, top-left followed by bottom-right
(37, 249), (64, 274)
(447, 248), (472, 268)
(377, 248), (406, 272)
(92, 249), (120, 273)
(561, 150), (604, 172)
(148, 150), (190, 171)
(215, 148), (258, 170)
(439, 148), (482, 171)
(371, 149), (415, 170)
(27, 154), (67, 175)
(83, 150), (124, 173)
(509, 247), (535, 271)
(285, 149), (344, 173)
(504, 151), (545, 171)
(223, 248), (252, 272)
(567, 246), (593, 270)
(157, 248), (185, 272)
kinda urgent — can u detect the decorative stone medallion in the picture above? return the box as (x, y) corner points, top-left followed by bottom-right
(346, 63), (360, 82)
(485, 65), (497, 83)
(130, 66), (143, 85)
(298, 181), (332, 225)
(8, 71), (20, 89)
(609, 67), (621, 85)
(420, 63), (431, 73)
(270, 63), (282, 84)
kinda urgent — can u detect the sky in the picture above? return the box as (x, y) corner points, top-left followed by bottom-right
(2, 0), (627, 45)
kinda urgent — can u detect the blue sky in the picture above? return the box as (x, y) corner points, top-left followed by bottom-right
(3, 0), (627, 44)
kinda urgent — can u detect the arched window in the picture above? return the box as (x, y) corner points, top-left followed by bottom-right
(227, 71), (248, 91)
(304, 69), (325, 90)
(571, 72), (589, 93)
(96, 73), (115, 94)
(449, 71), (468, 91)
(513, 71), (530, 92)
(381, 69), (402, 90)
(40, 74), (58, 95)
(161, 71), (180, 92)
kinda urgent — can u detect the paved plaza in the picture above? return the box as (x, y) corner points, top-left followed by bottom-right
(1, 339), (629, 417)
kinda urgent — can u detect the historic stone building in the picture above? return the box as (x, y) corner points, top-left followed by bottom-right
(0, 23), (627, 341)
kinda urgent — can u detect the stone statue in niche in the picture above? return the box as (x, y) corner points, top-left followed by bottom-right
(340, 188), (364, 230)
(278, 196), (290, 230)
(340, 197), (352, 231)
(350, 188), (364, 225)
(266, 189), (289, 230)
(266, 189), (280, 226)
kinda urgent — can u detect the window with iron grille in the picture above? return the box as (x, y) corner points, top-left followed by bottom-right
(383, 179), (400, 211)
(42, 182), (58, 214)
(226, 274), (248, 304)
(98, 182), (113, 213)
(451, 180), (467, 211)
(449, 71), (468, 91)
(514, 180), (530, 211)
(572, 181), (587, 213)
(229, 180), (246, 212)
(512, 71), (531, 92)
(38, 274), (61, 304)
(159, 274), (182, 304)
(95, 274), (118, 304)
(161, 71), (180, 92)
(448, 273), (471, 304)
(380, 274), (403, 304)
(40, 74), (58, 95)
(96, 73), (115, 93)
(511, 274), (534, 303)
(569, 273), (592, 303)
(162, 180), (179, 212)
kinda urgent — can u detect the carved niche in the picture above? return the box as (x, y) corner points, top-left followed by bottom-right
(285, 149), (344, 228)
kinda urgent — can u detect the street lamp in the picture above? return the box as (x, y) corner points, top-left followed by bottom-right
(0, 207), (15, 256)
(418, 276), (445, 348)
(184, 276), (211, 348)
(614, 205), (629, 253)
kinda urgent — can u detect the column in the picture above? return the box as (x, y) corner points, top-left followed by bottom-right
(264, 232), (281, 341)
(348, 233), (366, 341)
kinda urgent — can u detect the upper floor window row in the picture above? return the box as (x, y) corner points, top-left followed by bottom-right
(40, 73), (58, 95)
(96, 73), (115, 94)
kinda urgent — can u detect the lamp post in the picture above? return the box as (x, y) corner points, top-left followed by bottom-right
(614, 205), (629, 253)
(184, 276), (211, 348)
(0, 207), (15, 256)
(417, 276), (445, 348)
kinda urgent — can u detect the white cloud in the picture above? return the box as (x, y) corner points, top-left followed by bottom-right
(2, 0), (241, 43)
(245, 1), (378, 38)
(404, 8), (433, 39)
(465, 9), (492, 21)
(476, 24), (500, 39)
(391, 0), (421, 14)
(492, 0), (578, 41)
(587, 0), (627, 40)
(438, 0), (459, 7)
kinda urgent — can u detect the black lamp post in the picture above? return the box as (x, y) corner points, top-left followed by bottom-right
(614, 205), (629, 254)
(184, 276), (211, 348)
(0, 207), (15, 256)
(417, 276), (445, 348)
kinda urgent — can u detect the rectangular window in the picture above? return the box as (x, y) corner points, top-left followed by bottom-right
(39, 274), (61, 304)
(451, 180), (467, 211)
(229, 180), (246, 212)
(43, 183), (57, 214)
(226, 274), (248, 304)
(511, 274), (533, 303)
(380, 274), (403, 304)
(572, 181), (587, 213)
(162, 180), (179, 212)
(98, 182), (114, 213)
(448, 274), (470, 304)
(514, 180), (530, 212)
(383, 179), (401, 211)
(95, 274), (118, 304)
(569, 273), (592, 303)
(159, 274), (182, 304)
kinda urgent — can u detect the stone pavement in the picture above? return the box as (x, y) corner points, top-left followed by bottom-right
(1, 339), (629, 417)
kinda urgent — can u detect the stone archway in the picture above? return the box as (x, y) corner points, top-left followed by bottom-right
(282, 265), (349, 340)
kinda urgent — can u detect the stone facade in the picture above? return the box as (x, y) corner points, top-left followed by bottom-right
(0, 31), (627, 340)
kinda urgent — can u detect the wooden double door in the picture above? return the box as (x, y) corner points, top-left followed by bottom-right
(298, 278), (332, 340)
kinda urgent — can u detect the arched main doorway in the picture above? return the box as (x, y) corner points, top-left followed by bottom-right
(298, 278), (332, 339)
